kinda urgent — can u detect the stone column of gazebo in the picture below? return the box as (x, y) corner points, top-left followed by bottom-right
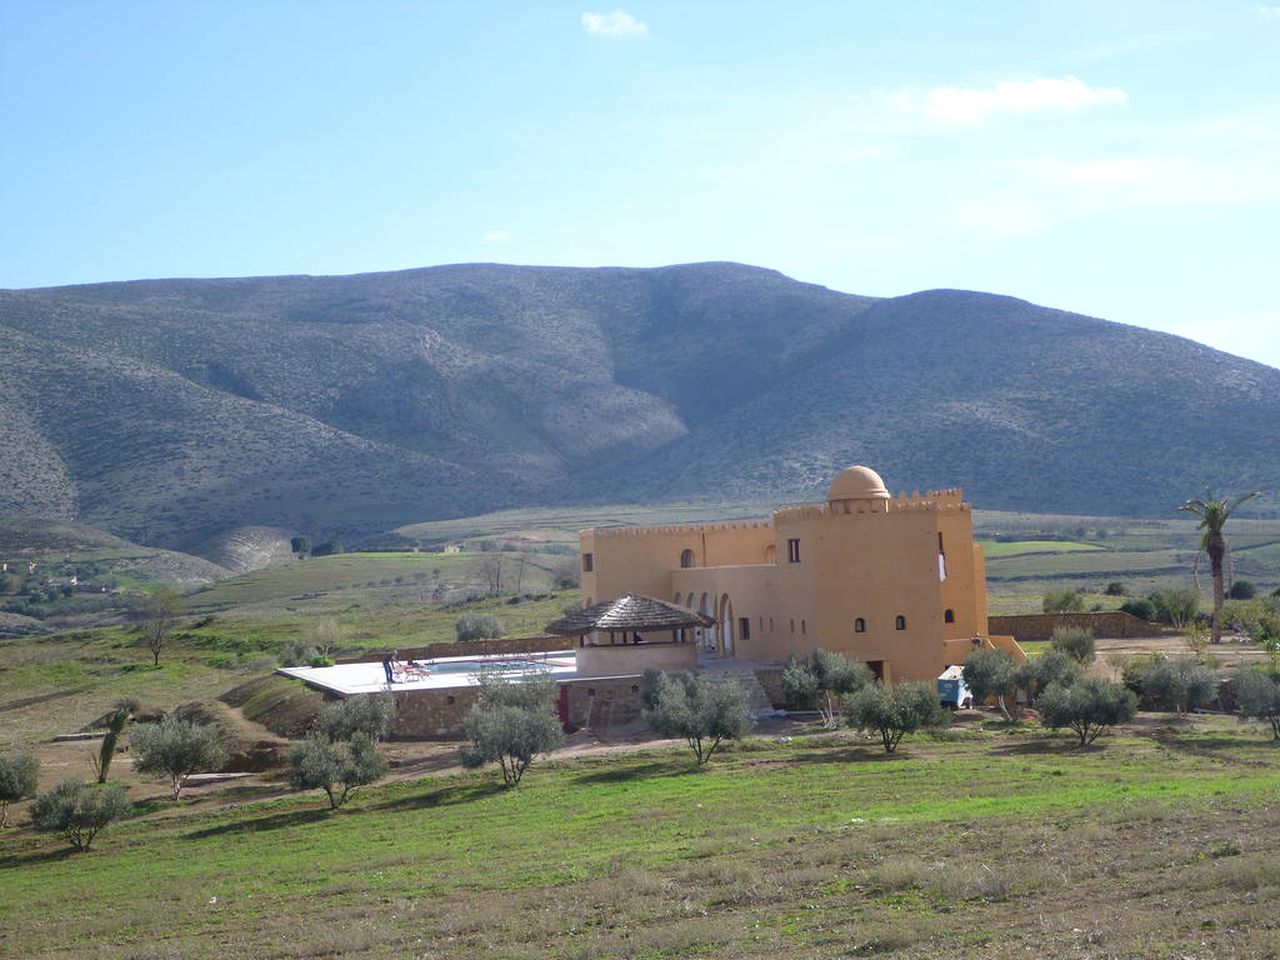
(545, 594), (715, 678)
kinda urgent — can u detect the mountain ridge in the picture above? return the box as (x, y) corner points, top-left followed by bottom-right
(2, 261), (1275, 553)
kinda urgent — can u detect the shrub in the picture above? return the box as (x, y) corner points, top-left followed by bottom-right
(1129, 655), (1218, 715)
(1221, 597), (1280, 645)
(1119, 597), (1157, 621)
(289, 733), (386, 808)
(455, 613), (504, 642)
(1104, 581), (1127, 597)
(0, 752), (40, 827)
(1233, 669), (1280, 739)
(782, 650), (872, 727)
(1148, 588), (1200, 628)
(781, 655), (819, 710)
(962, 648), (1017, 720)
(30, 780), (132, 850)
(92, 705), (130, 783)
(1037, 678), (1136, 746)
(1050, 626), (1096, 664)
(1042, 589), (1085, 614)
(279, 640), (316, 668)
(645, 672), (753, 764)
(1229, 580), (1257, 601)
(1016, 648), (1081, 703)
(316, 692), (396, 742)
(461, 670), (564, 785)
(845, 681), (948, 753)
(131, 718), (228, 800)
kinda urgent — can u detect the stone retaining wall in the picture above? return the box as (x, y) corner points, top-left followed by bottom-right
(987, 612), (1161, 641)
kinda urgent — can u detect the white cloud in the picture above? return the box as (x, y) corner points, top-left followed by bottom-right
(1257, 5), (1280, 20)
(581, 10), (648, 37)
(906, 75), (1127, 125)
(1059, 158), (1150, 184)
(480, 230), (512, 244)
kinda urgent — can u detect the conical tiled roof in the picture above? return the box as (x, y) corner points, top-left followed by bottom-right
(546, 594), (715, 635)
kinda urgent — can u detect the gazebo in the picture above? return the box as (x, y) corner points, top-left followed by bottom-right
(546, 595), (714, 677)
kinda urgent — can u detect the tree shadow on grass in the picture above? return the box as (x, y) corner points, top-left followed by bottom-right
(771, 746), (905, 765)
(183, 807), (334, 840)
(987, 737), (1095, 756)
(372, 780), (507, 812)
(571, 760), (702, 785)
(0, 845), (82, 870)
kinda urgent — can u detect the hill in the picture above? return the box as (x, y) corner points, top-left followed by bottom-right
(1, 262), (1276, 551)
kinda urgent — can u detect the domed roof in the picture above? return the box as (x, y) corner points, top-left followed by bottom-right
(827, 465), (890, 503)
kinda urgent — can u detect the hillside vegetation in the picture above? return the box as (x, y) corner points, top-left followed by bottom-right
(2, 262), (1277, 553)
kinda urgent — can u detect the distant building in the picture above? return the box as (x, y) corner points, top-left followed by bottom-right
(442, 544), (463, 554)
(578, 465), (1023, 684)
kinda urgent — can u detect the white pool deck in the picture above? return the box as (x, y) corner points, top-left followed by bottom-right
(278, 651), (579, 696)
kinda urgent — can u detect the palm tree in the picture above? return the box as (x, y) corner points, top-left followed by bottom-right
(1179, 489), (1262, 643)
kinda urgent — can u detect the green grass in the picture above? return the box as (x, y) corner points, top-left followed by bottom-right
(978, 540), (1103, 558)
(4, 722), (1280, 958)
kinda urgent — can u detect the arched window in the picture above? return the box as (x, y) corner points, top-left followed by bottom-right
(944, 608), (955, 624)
(854, 617), (866, 633)
(680, 548), (695, 569)
(673, 592), (683, 606)
(895, 615), (907, 631)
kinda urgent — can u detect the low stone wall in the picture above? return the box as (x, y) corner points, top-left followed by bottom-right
(575, 641), (696, 677)
(384, 660), (786, 741)
(338, 635), (568, 664)
(987, 612), (1161, 641)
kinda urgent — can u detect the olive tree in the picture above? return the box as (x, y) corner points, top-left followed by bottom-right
(782, 650), (873, 727)
(289, 732), (386, 808)
(30, 780), (132, 851)
(845, 681), (948, 753)
(962, 647), (1018, 721)
(131, 718), (227, 800)
(1234, 668), (1280, 740)
(1037, 678), (1136, 746)
(461, 670), (564, 785)
(0, 752), (40, 827)
(316, 692), (396, 742)
(1050, 626), (1096, 665)
(645, 671), (753, 764)
(1130, 655), (1218, 715)
(1016, 648), (1082, 704)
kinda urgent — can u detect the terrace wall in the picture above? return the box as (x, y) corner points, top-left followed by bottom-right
(987, 612), (1161, 641)
(338, 635), (568, 664)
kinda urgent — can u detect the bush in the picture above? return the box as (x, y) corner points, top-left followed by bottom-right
(645, 672), (753, 764)
(1229, 580), (1257, 601)
(279, 640), (316, 668)
(289, 732), (386, 808)
(1127, 655), (1218, 714)
(30, 780), (132, 850)
(1148, 588), (1200, 628)
(1234, 668), (1280, 739)
(1104, 581), (1127, 597)
(131, 718), (228, 800)
(1016, 648), (1081, 703)
(461, 670), (564, 785)
(781, 655), (819, 711)
(316, 692), (396, 742)
(1050, 626), (1096, 664)
(1042, 589), (1085, 614)
(962, 648), (1017, 720)
(0, 752), (40, 827)
(455, 613), (504, 642)
(1119, 597), (1157, 621)
(845, 681), (948, 753)
(1220, 597), (1280, 644)
(782, 650), (872, 727)
(1037, 678), (1136, 746)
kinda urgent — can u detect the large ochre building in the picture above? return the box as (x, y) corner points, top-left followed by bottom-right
(579, 465), (1022, 683)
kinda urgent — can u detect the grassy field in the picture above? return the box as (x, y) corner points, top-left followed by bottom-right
(3, 719), (1279, 959)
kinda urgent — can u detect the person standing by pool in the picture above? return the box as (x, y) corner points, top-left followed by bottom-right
(382, 651), (397, 685)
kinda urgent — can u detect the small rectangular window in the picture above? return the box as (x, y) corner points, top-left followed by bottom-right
(787, 538), (801, 563)
(582, 553), (594, 572)
(790, 619), (795, 634)
(801, 619), (806, 635)
(739, 617), (750, 641)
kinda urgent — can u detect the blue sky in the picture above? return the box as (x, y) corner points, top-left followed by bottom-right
(3, 1), (1278, 368)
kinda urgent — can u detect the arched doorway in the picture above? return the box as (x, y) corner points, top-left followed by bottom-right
(719, 594), (735, 657)
(699, 592), (716, 652)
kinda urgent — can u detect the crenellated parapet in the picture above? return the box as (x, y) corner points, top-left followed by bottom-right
(585, 519), (773, 539)
(775, 488), (969, 521)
